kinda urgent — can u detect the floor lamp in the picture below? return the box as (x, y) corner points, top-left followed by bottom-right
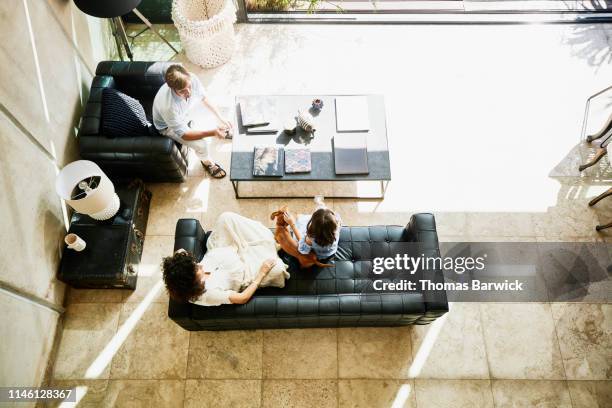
(73, 0), (179, 61)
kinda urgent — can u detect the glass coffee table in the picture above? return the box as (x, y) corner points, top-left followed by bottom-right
(229, 94), (391, 199)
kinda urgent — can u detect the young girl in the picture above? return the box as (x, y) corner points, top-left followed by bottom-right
(295, 208), (341, 259)
(286, 198), (342, 260)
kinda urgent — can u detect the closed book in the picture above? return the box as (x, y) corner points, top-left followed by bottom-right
(333, 133), (369, 174)
(238, 96), (275, 128)
(246, 124), (278, 134)
(335, 96), (370, 132)
(253, 145), (284, 177)
(285, 148), (312, 173)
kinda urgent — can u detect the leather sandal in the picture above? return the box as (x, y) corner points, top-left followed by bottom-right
(202, 162), (226, 178)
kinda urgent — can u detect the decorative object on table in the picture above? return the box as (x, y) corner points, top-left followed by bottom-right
(285, 148), (312, 173)
(64, 233), (86, 252)
(284, 119), (297, 135)
(172, 0), (237, 68)
(73, 0), (178, 62)
(333, 133), (369, 175)
(238, 96), (274, 128)
(253, 145), (285, 177)
(102, 88), (151, 138)
(56, 160), (120, 221)
(58, 180), (151, 289)
(297, 109), (316, 133)
(311, 98), (324, 111)
(335, 96), (370, 132)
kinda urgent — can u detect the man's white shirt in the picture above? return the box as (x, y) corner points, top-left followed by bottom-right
(152, 73), (206, 142)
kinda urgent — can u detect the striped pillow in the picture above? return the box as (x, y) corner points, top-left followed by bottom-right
(102, 88), (149, 137)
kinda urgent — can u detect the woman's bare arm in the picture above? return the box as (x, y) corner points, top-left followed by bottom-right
(229, 259), (275, 304)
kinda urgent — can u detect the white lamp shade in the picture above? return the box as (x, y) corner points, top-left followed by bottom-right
(55, 160), (116, 215)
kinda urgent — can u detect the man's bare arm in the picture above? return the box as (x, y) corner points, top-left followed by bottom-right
(181, 128), (220, 141)
(203, 97), (233, 129)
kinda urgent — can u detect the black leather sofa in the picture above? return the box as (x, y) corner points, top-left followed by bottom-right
(168, 213), (448, 331)
(78, 61), (189, 182)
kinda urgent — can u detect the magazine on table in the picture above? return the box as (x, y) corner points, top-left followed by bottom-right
(253, 145), (285, 177)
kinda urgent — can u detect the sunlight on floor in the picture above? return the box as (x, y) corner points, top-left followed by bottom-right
(84, 281), (163, 379)
(58, 385), (88, 408)
(22, 0), (50, 123)
(408, 304), (450, 378)
(391, 383), (412, 408)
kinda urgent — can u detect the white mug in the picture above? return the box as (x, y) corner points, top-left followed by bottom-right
(65, 233), (86, 251)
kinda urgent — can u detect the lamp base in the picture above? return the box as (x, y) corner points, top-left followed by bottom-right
(89, 193), (120, 220)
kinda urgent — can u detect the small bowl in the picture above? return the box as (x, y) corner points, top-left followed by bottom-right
(311, 98), (324, 111)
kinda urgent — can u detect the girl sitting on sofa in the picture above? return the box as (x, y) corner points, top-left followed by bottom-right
(271, 197), (342, 268)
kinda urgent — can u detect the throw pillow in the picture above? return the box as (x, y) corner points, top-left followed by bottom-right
(102, 88), (150, 137)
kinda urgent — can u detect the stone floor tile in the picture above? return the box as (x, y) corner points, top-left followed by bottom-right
(110, 303), (189, 379)
(551, 303), (612, 380)
(410, 303), (489, 379)
(187, 330), (263, 379)
(338, 326), (412, 378)
(52, 304), (121, 380)
(466, 213), (536, 238)
(123, 235), (174, 304)
(567, 380), (612, 408)
(47, 379), (110, 407)
(66, 288), (125, 304)
(185, 379), (261, 408)
(479, 303), (565, 379)
(262, 329), (337, 379)
(414, 379), (494, 408)
(338, 379), (416, 408)
(146, 179), (208, 236)
(262, 380), (337, 408)
(491, 380), (572, 408)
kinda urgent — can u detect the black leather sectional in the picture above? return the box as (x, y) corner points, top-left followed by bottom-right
(78, 61), (188, 182)
(169, 213), (448, 331)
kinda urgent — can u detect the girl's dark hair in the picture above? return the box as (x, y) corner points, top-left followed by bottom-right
(162, 251), (205, 303)
(306, 208), (338, 247)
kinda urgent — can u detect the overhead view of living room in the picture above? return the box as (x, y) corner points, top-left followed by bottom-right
(1, 0), (611, 407)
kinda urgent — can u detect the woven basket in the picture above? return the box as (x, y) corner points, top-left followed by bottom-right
(172, 0), (237, 68)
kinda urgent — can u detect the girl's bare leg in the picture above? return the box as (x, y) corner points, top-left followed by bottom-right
(271, 208), (317, 268)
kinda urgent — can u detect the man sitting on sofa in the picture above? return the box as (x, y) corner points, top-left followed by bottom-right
(153, 64), (232, 178)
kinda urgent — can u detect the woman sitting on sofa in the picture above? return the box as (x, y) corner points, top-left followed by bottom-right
(162, 212), (289, 306)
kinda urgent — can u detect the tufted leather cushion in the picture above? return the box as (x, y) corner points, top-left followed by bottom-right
(102, 88), (150, 137)
(78, 61), (188, 182)
(168, 214), (448, 331)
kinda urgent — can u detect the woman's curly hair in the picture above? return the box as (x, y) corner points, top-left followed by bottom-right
(162, 251), (205, 303)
